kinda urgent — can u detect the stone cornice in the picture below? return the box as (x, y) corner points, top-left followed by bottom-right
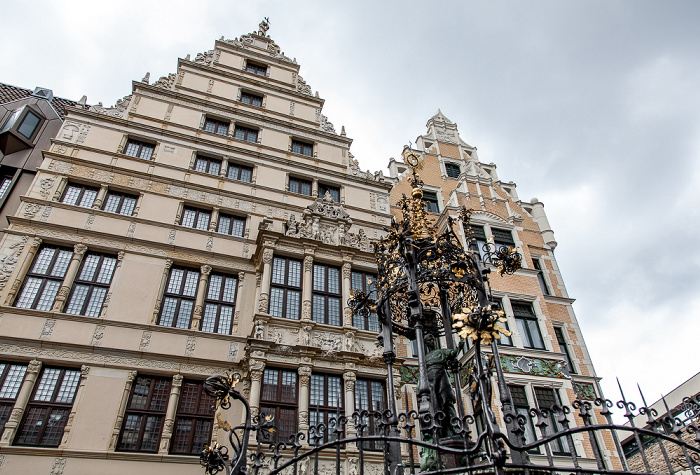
(543, 294), (576, 305)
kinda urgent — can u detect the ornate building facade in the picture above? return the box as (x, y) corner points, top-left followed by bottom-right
(0, 20), (621, 475)
(388, 110), (623, 470)
(0, 21), (392, 474)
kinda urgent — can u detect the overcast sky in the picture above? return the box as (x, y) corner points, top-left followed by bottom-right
(3, 1), (699, 419)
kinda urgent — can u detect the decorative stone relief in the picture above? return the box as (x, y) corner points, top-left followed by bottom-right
(195, 50), (215, 66)
(50, 457), (67, 475)
(39, 319), (56, 340)
(296, 76), (312, 95)
(312, 331), (342, 356)
(91, 325), (106, 347)
(60, 122), (80, 141)
(320, 115), (336, 134)
(252, 320), (265, 339)
(206, 237), (213, 252)
(347, 154), (384, 182)
(167, 229), (176, 245)
(500, 354), (569, 379)
(139, 331), (152, 351)
(39, 178), (55, 198)
(87, 95), (132, 118)
(126, 222), (136, 238)
(84, 214), (95, 230)
(289, 101), (295, 116)
(227, 342), (240, 362)
(207, 79), (214, 93)
(40, 205), (52, 221)
(26, 203), (45, 218)
(185, 336), (196, 357)
(0, 236), (28, 290)
(153, 73), (176, 89)
(76, 124), (90, 145)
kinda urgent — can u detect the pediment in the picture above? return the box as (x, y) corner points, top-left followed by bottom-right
(469, 210), (510, 225)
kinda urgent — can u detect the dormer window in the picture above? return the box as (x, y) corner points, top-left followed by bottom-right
(241, 92), (263, 107)
(245, 62), (267, 76)
(0, 105), (45, 154)
(445, 163), (460, 178)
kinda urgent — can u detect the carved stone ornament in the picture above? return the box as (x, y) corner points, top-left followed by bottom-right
(313, 331), (342, 356)
(252, 320), (265, 340)
(320, 115), (336, 134)
(348, 154), (385, 182)
(153, 73), (176, 89)
(195, 50), (215, 66)
(262, 248), (273, 264)
(296, 76), (313, 95)
(0, 236), (28, 290)
(88, 95), (132, 118)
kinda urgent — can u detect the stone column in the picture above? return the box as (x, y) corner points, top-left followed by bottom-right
(341, 261), (352, 327)
(258, 248), (273, 314)
(301, 254), (314, 321)
(52, 243), (88, 312)
(233, 272), (245, 327)
(0, 359), (42, 446)
(152, 259), (173, 324)
(220, 158), (229, 179)
(109, 371), (137, 450)
(59, 365), (90, 448)
(298, 365), (311, 446)
(209, 207), (220, 232)
(93, 184), (109, 210)
(101, 251), (125, 317)
(248, 360), (266, 418)
(5, 237), (42, 305)
(343, 371), (357, 438)
(191, 265), (212, 330)
(159, 374), (184, 454)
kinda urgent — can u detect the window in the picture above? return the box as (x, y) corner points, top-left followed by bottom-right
(15, 367), (81, 447)
(534, 387), (570, 455)
(227, 162), (253, 182)
(0, 176), (12, 199)
(312, 264), (341, 326)
(245, 62), (267, 76)
(533, 259), (550, 295)
(260, 369), (297, 442)
(241, 92), (263, 107)
(512, 302), (545, 350)
(203, 118), (229, 136)
(423, 191), (439, 213)
(103, 191), (138, 216)
(493, 301), (513, 346)
(0, 106), (45, 154)
(201, 273), (237, 334)
(233, 125), (258, 143)
(0, 363), (27, 435)
(124, 139), (155, 160)
(355, 379), (386, 450)
(292, 139), (313, 157)
(158, 267), (200, 329)
(469, 225), (487, 260)
(289, 177), (312, 196)
(351, 271), (379, 332)
(15, 246), (73, 311)
(310, 374), (343, 444)
(61, 183), (99, 208)
(118, 376), (171, 453)
(492, 228), (515, 250)
(217, 214), (245, 237)
(17, 111), (41, 139)
(508, 385), (539, 453)
(269, 257), (302, 319)
(554, 327), (576, 374)
(65, 253), (117, 317)
(181, 207), (211, 231)
(318, 183), (340, 203)
(194, 156), (222, 176)
(170, 380), (216, 455)
(445, 163), (460, 178)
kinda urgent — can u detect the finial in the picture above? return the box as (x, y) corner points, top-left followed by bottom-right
(340, 126), (346, 137)
(185, 54), (191, 61)
(258, 17), (270, 36)
(77, 96), (87, 109)
(142, 72), (150, 84)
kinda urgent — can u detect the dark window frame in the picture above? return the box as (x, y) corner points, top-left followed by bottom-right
(194, 155), (222, 176)
(289, 177), (312, 196)
(102, 190), (138, 216)
(269, 257), (302, 320)
(217, 213), (246, 237)
(61, 183), (99, 208)
(170, 380), (216, 455)
(351, 271), (379, 332)
(512, 302), (545, 350)
(493, 300), (513, 346)
(492, 228), (515, 249)
(534, 387), (571, 455)
(15, 246), (74, 311)
(318, 183), (340, 203)
(240, 91), (263, 108)
(532, 259), (550, 296)
(309, 373), (344, 444)
(226, 162), (253, 183)
(423, 191), (439, 213)
(181, 206), (212, 231)
(65, 252), (118, 317)
(15, 367), (81, 447)
(354, 378), (386, 451)
(123, 139), (155, 160)
(445, 163), (461, 178)
(203, 117), (229, 136)
(233, 125), (258, 143)
(312, 263), (341, 326)
(0, 362), (27, 436)
(553, 327), (576, 374)
(291, 139), (313, 157)
(117, 375), (171, 453)
(201, 272), (238, 334)
(508, 385), (539, 454)
(245, 61), (268, 76)
(157, 266), (200, 329)
(260, 368), (297, 442)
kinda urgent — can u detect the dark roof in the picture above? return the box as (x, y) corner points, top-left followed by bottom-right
(0, 82), (81, 120)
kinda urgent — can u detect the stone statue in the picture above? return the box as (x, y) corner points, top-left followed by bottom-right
(258, 17), (270, 36)
(311, 217), (320, 240)
(253, 320), (265, 340)
(286, 214), (299, 236)
(422, 334), (464, 439)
